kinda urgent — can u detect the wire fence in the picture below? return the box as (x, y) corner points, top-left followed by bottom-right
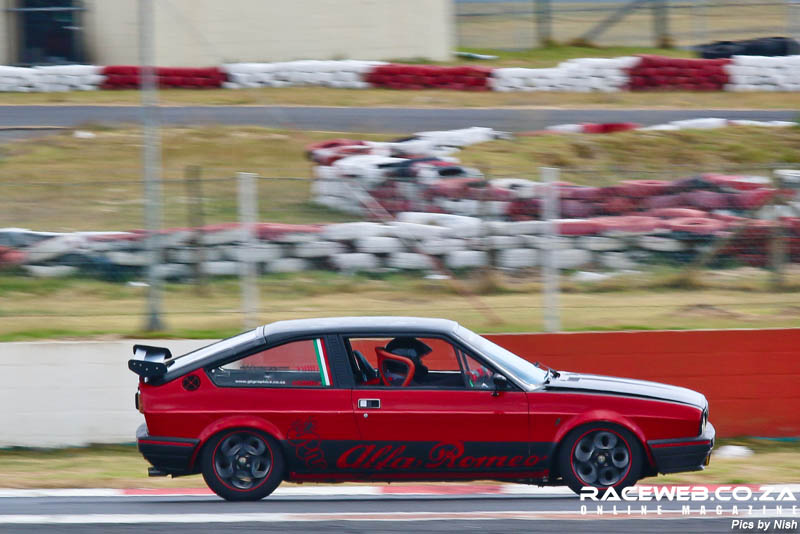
(455, 0), (799, 50)
(1, 163), (799, 333)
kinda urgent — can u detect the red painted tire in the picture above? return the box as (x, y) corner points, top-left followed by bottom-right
(201, 429), (284, 501)
(681, 190), (731, 210)
(557, 219), (600, 236)
(593, 216), (662, 234)
(731, 189), (776, 210)
(668, 217), (726, 235)
(702, 173), (771, 191)
(557, 423), (643, 496)
(644, 207), (707, 219)
(619, 180), (672, 197)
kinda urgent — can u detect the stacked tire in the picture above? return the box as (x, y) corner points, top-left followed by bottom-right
(628, 56), (730, 91)
(365, 64), (491, 91)
(102, 66), (225, 89)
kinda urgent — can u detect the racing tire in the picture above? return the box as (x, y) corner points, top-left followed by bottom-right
(202, 429), (284, 501)
(557, 423), (642, 496)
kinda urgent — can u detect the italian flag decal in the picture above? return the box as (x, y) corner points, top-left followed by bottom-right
(314, 338), (331, 387)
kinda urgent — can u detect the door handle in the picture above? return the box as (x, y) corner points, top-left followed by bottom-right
(358, 398), (381, 409)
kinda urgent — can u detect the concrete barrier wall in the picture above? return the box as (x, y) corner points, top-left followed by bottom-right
(1, 329), (797, 447)
(0, 339), (210, 448)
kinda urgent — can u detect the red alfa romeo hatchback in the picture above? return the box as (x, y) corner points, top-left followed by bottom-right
(129, 317), (714, 501)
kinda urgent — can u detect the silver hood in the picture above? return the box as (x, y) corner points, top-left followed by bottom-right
(543, 372), (707, 410)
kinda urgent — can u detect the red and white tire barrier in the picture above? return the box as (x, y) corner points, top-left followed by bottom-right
(545, 117), (795, 134)
(627, 56), (730, 91)
(101, 66), (224, 89)
(221, 60), (382, 89)
(491, 57), (638, 93)
(724, 55), (800, 91)
(0, 65), (104, 92)
(366, 64), (492, 91)
(3, 55), (800, 92)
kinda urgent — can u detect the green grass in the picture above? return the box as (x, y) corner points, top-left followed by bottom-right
(0, 438), (795, 488)
(1, 269), (800, 341)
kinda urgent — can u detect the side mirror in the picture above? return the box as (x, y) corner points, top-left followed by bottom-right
(492, 374), (508, 396)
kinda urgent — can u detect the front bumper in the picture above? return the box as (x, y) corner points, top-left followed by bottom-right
(648, 422), (716, 474)
(136, 423), (200, 476)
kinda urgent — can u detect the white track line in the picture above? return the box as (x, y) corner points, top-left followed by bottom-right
(0, 510), (774, 524)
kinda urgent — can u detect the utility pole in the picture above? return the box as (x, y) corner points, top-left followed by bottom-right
(139, 0), (165, 331)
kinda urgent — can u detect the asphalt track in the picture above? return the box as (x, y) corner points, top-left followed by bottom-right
(0, 492), (794, 533)
(0, 105), (796, 133)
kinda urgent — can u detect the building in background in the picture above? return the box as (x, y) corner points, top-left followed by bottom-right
(1, 0), (454, 66)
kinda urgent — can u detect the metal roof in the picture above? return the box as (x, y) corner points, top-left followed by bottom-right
(262, 316), (459, 342)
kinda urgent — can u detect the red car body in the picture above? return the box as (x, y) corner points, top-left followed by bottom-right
(130, 317), (714, 500)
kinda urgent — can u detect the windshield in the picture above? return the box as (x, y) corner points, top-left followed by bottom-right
(454, 325), (548, 386)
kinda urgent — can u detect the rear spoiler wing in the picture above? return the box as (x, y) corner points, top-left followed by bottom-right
(128, 344), (173, 381)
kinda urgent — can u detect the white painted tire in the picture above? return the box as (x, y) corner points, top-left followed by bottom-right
(497, 248), (538, 269)
(416, 238), (466, 255)
(549, 249), (592, 269)
(223, 243), (284, 262)
(636, 236), (688, 252)
(354, 236), (404, 254)
(201, 261), (240, 276)
(292, 241), (345, 258)
(523, 235), (574, 250)
(445, 250), (488, 269)
(387, 252), (436, 270)
(483, 235), (523, 249)
(322, 222), (388, 241)
(330, 253), (380, 272)
(169, 247), (223, 264)
(266, 258), (311, 273)
(599, 252), (638, 271)
(107, 251), (150, 267)
(154, 263), (192, 280)
(388, 222), (451, 240)
(23, 265), (77, 278)
(576, 236), (626, 252)
(24, 235), (87, 263)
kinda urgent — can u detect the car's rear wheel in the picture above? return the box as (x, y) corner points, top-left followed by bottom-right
(201, 429), (284, 501)
(557, 423), (642, 496)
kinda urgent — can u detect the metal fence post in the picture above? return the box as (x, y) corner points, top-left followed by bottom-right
(789, 0), (800, 43)
(534, 0), (553, 46)
(185, 165), (207, 294)
(237, 172), (260, 329)
(652, 0), (671, 48)
(541, 167), (561, 332)
(693, 0), (709, 46)
(139, 0), (164, 332)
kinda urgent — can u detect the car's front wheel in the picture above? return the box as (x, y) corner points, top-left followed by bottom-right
(557, 423), (642, 496)
(201, 429), (284, 501)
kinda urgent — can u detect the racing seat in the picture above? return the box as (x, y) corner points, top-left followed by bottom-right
(353, 350), (381, 385)
(375, 347), (416, 387)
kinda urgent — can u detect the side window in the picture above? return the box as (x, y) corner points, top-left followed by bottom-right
(208, 338), (332, 388)
(346, 336), (467, 389)
(460, 351), (497, 391)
